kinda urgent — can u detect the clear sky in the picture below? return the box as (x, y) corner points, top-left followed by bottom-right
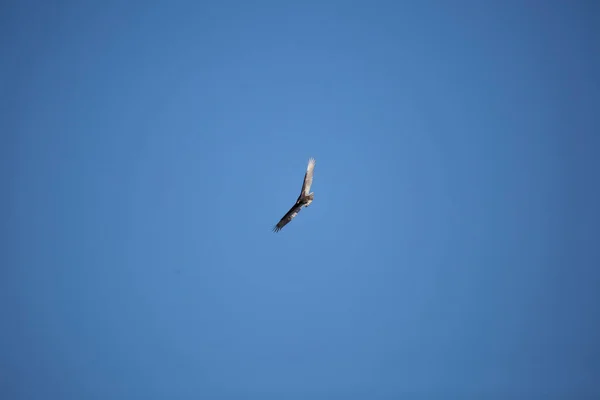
(2, 1), (599, 398)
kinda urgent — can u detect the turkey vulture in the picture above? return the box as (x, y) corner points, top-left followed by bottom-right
(273, 157), (316, 232)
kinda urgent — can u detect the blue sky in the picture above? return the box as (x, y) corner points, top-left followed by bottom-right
(2, 1), (599, 398)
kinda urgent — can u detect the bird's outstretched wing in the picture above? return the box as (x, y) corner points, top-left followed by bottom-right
(300, 157), (316, 196)
(273, 203), (303, 232)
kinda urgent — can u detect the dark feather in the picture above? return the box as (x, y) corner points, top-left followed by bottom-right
(273, 203), (302, 232)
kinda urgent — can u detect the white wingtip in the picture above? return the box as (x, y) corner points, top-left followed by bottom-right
(307, 157), (316, 170)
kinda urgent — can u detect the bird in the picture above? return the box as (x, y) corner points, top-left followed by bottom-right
(273, 157), (316, 232)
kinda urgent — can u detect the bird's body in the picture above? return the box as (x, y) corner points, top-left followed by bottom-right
(273, 158), (316, 232)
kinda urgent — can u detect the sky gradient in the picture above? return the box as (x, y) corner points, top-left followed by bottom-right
(2, 1), (600, 399)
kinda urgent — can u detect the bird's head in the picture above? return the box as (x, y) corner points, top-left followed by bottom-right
(304, 192), (314, 207)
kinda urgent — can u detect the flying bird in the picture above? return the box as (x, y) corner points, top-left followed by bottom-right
(273, 157), (316, 232)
